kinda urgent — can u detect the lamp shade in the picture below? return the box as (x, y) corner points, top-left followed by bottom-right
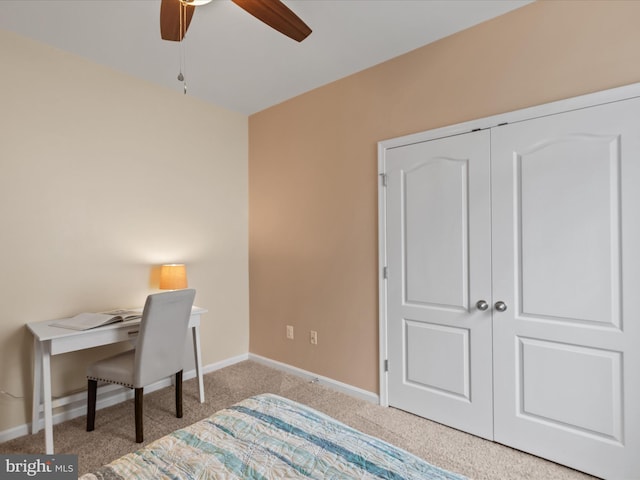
(159, 264), (188, 290)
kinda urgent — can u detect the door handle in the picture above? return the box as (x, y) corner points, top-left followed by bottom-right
(476, 300), (489, 311)
(494, 301), (507, 312)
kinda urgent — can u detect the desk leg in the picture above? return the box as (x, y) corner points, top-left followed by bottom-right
(42, 342), (54, 454)
(31, 337), (42, 434)
(191, 325), (205, 403)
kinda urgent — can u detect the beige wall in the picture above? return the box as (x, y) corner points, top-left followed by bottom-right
(248, 1), (640, 393)
(0, 30), (248, 432)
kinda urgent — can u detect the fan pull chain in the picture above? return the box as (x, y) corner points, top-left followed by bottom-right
(177, 2), (187, 94)
(178, 41), (187, 95)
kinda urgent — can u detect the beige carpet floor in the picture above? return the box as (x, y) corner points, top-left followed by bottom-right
(0, 360), (597, 479)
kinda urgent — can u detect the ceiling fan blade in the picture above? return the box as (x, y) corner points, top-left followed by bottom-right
(160, 0), (195, 42)
(231, 0), (312, 42)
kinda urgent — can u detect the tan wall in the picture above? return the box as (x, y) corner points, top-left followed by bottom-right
(248, 1), (640, 393)
(0, 30), (249, 432)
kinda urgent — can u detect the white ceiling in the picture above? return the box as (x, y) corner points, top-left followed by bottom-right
(0, 0), (531, 115)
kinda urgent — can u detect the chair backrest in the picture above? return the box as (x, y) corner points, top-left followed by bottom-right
(133, 289), (196, 388)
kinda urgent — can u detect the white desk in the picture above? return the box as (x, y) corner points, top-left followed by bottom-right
(27, 306), (207, 454)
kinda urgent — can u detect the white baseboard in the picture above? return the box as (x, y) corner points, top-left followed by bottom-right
(0, 353), (377, 444)
(249, 353), (379, 404)
(0, 354), (249, 445)
(202, 353), (249, 375)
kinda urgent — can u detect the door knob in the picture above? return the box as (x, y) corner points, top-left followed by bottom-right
(494, 301), (507, 312)
(476, 300), (489, 311)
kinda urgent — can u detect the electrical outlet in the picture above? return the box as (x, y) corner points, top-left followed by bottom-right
(286, 325), (294, 340)
(310, 330), (318, 345)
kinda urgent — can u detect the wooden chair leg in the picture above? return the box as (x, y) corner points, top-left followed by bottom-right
(87, 379), (97, 432)
(135, 388), (144, 443)
(175, 370), (183, 418)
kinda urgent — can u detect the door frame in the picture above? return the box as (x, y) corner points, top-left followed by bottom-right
(377, 81), (640, 406)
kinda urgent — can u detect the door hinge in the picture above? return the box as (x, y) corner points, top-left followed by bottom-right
(382, 266), (388, 279)
(379, 173), (387, 187)
(384, 359), (389, 372)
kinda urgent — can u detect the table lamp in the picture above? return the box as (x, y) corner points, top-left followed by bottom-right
(159, 264), (188, 290)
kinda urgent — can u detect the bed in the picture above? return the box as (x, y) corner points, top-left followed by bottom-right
(80, 393), (466, 479)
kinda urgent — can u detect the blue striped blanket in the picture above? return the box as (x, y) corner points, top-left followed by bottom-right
(80, 393), (466, 479)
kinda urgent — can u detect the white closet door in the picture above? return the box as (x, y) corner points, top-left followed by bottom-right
(385, 130), (494, 439)
(491, 97), (640, 479)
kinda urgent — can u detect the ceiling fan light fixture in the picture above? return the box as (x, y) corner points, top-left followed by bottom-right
(162, 0), (311, 43)
(179, 0), (212, 5)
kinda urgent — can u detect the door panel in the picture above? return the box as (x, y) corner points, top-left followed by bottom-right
(405, 321), (470, 399)
(405, 158), (468, 309)
(518, 134), (620, 325)
(491, 98), (640, 479)
(386, 131), (493, 440)
(518, 338), (623, 441)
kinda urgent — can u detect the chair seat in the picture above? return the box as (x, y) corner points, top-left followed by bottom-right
(87, 349), (135, 388)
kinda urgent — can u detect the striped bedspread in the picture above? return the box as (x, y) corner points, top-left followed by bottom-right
(80, 393), (465, 479)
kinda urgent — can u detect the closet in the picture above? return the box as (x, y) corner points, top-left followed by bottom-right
(378, 84), (640, 479)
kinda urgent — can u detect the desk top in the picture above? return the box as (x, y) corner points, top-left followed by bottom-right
(28, 306), (207, 342)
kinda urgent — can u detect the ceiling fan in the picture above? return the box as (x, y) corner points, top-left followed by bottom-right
(160, 0), (312, 43)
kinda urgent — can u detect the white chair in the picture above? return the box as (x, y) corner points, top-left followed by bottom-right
(86, 289), (196, 443)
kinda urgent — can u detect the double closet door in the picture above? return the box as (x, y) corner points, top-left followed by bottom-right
(381, 92), (640, 479)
